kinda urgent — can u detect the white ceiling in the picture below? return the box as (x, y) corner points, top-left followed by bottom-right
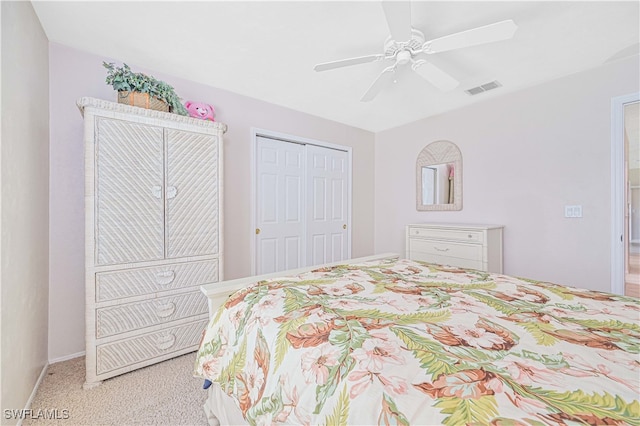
(32, 1), (640, 132)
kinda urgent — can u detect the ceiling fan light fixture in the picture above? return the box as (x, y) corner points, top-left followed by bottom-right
(397, 50), (412, 65)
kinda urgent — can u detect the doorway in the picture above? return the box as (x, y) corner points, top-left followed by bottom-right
(251, 129), (352, 275)
(611, 93), (640, 296)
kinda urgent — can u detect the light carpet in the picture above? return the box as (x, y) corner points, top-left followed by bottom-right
(23, 353), (208, 426)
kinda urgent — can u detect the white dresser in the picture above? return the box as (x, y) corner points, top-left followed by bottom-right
(78, 98), (226, 388)
(406, 223), (504, 273)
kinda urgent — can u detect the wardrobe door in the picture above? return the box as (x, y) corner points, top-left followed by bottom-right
(165, 129), (219, 258)
(95, 119), (165, 265)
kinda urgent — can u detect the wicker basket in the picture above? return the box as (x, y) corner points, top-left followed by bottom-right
(117, 91), (169, 112)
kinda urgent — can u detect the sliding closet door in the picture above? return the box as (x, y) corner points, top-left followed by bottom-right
(255, 135), (351, 275)
(306, 144), (349, 265)
(255, 137), (305, 274)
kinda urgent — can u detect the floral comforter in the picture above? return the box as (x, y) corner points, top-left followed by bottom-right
(194, 258), (640, 425)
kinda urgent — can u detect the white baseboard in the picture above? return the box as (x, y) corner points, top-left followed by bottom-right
(48, 350), (85, 364)
(16, 362), (49, 426)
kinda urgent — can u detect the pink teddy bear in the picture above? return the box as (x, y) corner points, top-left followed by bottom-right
(184, 101), (215, 121)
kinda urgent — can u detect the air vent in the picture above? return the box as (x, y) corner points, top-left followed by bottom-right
(465, 80), (502, 96)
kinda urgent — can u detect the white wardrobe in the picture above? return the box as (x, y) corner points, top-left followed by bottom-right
(78, 98), (225, 388)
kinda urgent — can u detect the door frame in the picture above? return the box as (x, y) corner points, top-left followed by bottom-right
(611, 92), (639, 295)
(250, 128), (353, 275)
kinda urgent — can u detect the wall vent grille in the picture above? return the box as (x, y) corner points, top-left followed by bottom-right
(465, 80), (502, 95)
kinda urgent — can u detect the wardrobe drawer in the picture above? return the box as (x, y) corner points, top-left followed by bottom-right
(96, 318), (207, 375)
(96, 260), (218, 302)
(408, 227), (483, 243)
(96, 291), (208, 338)
(409, 239), (483, 261)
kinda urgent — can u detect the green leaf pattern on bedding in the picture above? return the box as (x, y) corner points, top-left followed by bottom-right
(195, 258), (640, 425)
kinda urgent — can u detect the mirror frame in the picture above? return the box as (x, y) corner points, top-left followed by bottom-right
(416, 140), (462, 211)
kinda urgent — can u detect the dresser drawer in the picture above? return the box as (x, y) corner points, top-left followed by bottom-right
(408, 227), (483, 243)
(96, 291), (208, 338)
(409, 239), (483, 261)
(96, 318), (207, 375)
(96, 259), (218, 302)
(411, 252), (484, 270)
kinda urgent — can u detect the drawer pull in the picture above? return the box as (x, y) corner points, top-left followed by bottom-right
(155, 302), (176, 318)
(156, 333), (176, 350)
(155, 270), (175, 285)
(434, 246), (450, 252)
(468, 234), (473, 239)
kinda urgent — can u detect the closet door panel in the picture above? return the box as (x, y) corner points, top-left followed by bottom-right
(255, 137), (305, 274)
(95, 119), (164, 265)
(306, 145), (349, 265)
(166, 129), (219, 258)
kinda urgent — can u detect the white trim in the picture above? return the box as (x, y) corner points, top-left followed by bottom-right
(16, 363), (49, 426)
(48, 350), (85, 365)
(250, 128), (353, 276)
(611, 92), (640, 295)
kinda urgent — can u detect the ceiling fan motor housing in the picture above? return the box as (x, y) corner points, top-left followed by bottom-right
(384, 28), (425, 57)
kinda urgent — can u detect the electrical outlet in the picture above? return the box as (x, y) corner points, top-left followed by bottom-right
(565, 205), (583, 218)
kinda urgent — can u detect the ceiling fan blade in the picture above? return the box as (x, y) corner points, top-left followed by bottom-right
(361, 65), (396, 102)
(381, 1), (412, 41)
(412, 60), (459, 91)
(314, 54), (385, 72)
(424, 20), (518, 54)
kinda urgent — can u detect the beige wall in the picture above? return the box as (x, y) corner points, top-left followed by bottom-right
(1, 1), (50, 421)
(374, 55), (640, 293)
(47, 44), (375, 361)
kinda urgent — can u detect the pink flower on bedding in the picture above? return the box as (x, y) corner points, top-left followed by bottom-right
(328, 298), (362, 311)
(377, 295), (410, 311)
(275, 374), (311, 425)
(560, 352), (599, 376)
(228, 304), (246, 330)
(449, 298), (488, 316)
(597, 350), (640, 371)
(449, 324), (507, 349)
(306, 305), (336, 321)
(251, 295), (282, 327)
(348, 369), (374, 398)
(321, 283), (354, 297)
(495, 357), (558, 387)
(564, 351), (640, 392)
(351, 332), (404, 373)
(199, 354), (222, 378)
(378, 373), (409, 396)
(300, 343), (341, 385)
(347, 370), (408, 399)
(242, 360), (265, 404)
(403, 294), (437, 308)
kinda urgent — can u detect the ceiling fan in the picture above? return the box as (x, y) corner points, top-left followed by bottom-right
(313, 2), (518, 102)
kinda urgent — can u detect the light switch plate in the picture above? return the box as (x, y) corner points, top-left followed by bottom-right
(565, 205), (583, 218)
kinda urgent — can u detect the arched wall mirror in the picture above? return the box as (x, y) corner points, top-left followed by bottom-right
(416, 140), (462, 211)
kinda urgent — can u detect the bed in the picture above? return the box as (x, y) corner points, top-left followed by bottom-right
(194, 253), (639, 425)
